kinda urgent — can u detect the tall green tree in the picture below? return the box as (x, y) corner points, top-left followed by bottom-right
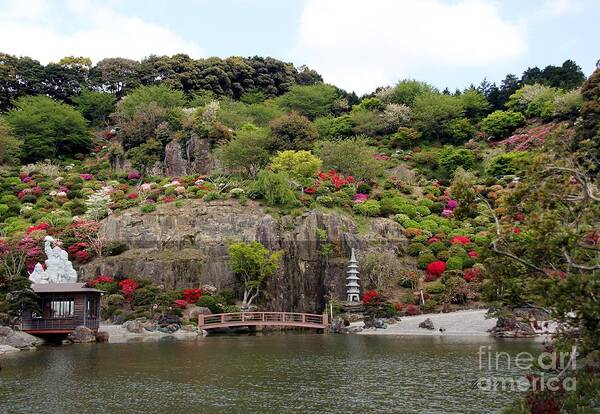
(73, 88), (116, 126)
(5, 96), (91, 161)
(228, 241), (282, 310)
(0, 121), (22, 165)
(275, 84), (340, 119)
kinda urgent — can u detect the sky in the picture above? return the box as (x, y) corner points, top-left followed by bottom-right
(0, 0), (598, 95)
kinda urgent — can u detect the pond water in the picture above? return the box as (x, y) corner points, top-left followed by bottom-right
(0, 334), (541, 414)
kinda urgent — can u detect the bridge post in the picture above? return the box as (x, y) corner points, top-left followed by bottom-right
(322, 313), (328, 326)
(198, 314), (204, 326)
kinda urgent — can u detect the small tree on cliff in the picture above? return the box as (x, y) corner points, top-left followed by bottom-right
(228, 241), (282, 310)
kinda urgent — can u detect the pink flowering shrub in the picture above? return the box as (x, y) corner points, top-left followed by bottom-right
(354, 193), (368, 204)
(80, 173), (94, 180)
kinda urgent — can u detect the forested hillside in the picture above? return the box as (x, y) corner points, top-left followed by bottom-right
(0, 54), (598, 411)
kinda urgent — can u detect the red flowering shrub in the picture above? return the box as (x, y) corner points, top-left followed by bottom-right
(451, 236), (471, 245)
(174, 299), (187, 309)
(467, 250), (479, 258)
(512, 227), (522, 234)
(463, 268), (481, 282)
(303, 187), (317, 194)
(127, 192), (138, 199)
(162, 196), (176, 203)
(405, 304), (421, 316)
(427, 237), (440, 244)
(67, 242), (89, 256)
(26, 222), (50, 234)
(426, 261), (446, 279)
(119, 279), (139, 299)
(363, 290), (380, 304)
(314, 170), (354, 191)
(394, 303), (403, 312)
(88, 275), (114, 287)
(183, 288), (202, 304)
(74, 250), (91, 263)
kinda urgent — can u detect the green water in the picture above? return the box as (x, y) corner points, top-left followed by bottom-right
(0, 335), (541, 414)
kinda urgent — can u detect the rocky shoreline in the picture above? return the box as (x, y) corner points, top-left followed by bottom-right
(344, 308), (557, 338)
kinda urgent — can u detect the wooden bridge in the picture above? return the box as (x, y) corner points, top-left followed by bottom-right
(198, 312), (328, 331)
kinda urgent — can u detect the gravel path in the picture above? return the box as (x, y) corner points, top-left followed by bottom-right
(353, 309), (498, 336)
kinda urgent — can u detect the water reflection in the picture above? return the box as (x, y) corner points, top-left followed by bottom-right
(0, 335), (541, 414)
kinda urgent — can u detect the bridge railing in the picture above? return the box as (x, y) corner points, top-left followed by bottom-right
(199, 312), (327, 328)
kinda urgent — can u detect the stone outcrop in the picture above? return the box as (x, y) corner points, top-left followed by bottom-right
(163, 135), (213, 176)
(489, 316), (536, 338)
(0, 327), (45, 348)
(80, 199), (411, 313)
(67, 326), (97, 343)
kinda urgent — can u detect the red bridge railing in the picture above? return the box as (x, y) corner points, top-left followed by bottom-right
(198, 312), (328, 330)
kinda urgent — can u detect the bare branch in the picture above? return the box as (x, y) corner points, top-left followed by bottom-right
(563, 249), (600, 271)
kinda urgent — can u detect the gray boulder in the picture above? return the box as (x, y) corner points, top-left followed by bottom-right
(0, 344), (20, 355)
(363, 317), (387, 329)
(489, 316), (536, 338)
(95, 331), (110, 342)
(67, 326), (96, 343)
(183, 305), (211, 321)
(0, 326), (45, 348)
(419, 318), (435, 330)
(123, 319), (145, 334)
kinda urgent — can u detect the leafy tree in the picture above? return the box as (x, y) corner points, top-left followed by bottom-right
(314, 115), (355, 139)
(217, 124), (273, 178)
(390, 127), (421, 149)
(349, 108), (388, 136)
(254, 170), (299, 206)
(73, 88), (116, 126)
(126, 138), (163, 174)
(498, 74), (521, 107)
(268, 150), (322, 183)
(521, 59), (586, 90)
(459, 89), (491, 120)
(275, 84), (340, 119)
(269, 111), (319, 150)
(89, 57), (141, 97)
(444, 117), (475, 144)
(5, 95), (91, 161)
(378, 79), (436, 106)
(229, 241), (282, 310)
(316, 137), (384, 180)
(507, 84), (561, 119)
(480, 110), (525, 139)
(438, 145), (475, 175)
(485, 152), (531, 176)
(413, 92), (465, 140)
(44, 57), (91, 102)
(0, 53), (45, 111)
(0, 121), (22, 165)
(116, 84), (185, 118)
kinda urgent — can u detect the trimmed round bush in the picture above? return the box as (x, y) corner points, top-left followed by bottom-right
(408, 242), (426, 256)
(353, 200), (381, 216)
(446, 256), (464, 271)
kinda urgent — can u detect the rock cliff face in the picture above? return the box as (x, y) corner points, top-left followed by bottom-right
(80, 200), (409, 313)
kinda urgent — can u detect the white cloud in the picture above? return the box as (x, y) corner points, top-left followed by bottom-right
(291, 0), (526, 94)
(0, 0), (202, 64)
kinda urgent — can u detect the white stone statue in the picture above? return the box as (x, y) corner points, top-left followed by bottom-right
(28, 236), (78, 284)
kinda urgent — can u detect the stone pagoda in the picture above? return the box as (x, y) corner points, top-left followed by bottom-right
(345, 248), (360, 302)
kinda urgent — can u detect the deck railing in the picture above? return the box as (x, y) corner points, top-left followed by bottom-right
(199, 312), (328, 330)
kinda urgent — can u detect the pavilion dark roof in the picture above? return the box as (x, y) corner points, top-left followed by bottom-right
(31, 283), (102, 293)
